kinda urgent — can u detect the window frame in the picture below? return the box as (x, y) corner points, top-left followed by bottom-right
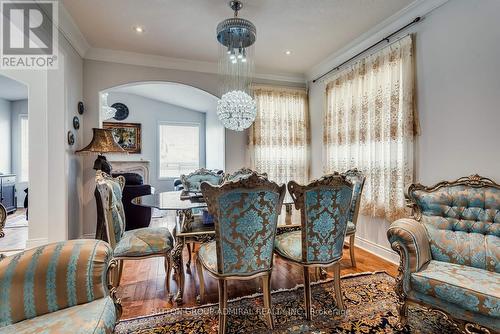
(157, 121), (203, 180)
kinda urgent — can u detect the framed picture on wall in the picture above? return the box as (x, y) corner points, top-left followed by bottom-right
(103, 122), (142, 153)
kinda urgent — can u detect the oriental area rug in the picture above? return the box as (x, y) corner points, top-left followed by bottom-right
(115, 272), (458, 334)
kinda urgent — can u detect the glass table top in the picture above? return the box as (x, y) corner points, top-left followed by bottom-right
(134, 190), (294, 211)
(134, 191), (207, 211)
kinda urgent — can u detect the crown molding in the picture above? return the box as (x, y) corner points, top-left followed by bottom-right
(85, 48), (306, 84)
(57, 2), (90, 57)
(306, 0), (450, 81)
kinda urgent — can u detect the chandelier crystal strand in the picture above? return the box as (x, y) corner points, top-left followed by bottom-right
(216, 0), (257, 131)
(100, 92), (117, 120)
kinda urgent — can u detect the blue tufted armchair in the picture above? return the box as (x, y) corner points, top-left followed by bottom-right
(387, 174), (500, 333)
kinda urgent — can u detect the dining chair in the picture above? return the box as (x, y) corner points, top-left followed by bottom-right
(196, 172), (286, 334)
(223, 167), (267, 182)
(95, 171), (174, 296)
(180, 168), (224, 192)
(274, 173), (353, 320)
(0, 203), (6, 238)
(181, 168), (224, 269)
(342, 169), (365, 267)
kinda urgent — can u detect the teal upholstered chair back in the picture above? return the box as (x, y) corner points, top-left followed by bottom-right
(201, 172), (286, 276)
(407, 175), (500, 273)
(223, 168), (267, 183)
(288, 173), (353, 264)
(181, 168), (223, 192)
(96, 171), (126, 249)
(342, 169), (365, 225)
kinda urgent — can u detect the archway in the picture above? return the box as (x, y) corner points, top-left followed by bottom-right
(96, 81), (225, 195)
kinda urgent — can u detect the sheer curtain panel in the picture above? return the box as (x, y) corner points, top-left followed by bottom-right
(249, 86), (309, 185)
(323, 35), (416, 221)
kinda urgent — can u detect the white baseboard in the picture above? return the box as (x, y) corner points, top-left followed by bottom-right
(26, 238), (49, 250)
(354, 235), (399, 265)
(81, 233), (95, 239)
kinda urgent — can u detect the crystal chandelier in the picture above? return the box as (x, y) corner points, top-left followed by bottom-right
(100, 92), (117, 120)
(216, 0), (257, 131)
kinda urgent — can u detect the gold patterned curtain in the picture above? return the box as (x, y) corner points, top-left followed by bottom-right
(249, 86), (310, 185)
(324, 35), (416, 221)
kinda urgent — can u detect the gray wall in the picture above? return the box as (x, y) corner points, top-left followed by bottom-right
(308, 0), (500, 262)
(10, 99), (28, 206)
(0, 98), (11, 173)
(107, 92), (206, 192)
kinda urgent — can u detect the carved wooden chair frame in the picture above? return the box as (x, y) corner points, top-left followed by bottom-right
(0, 203), (6, 239)
(196, 172), (286, 333)
(391, 174), (499, 334)
(222, 167), (267, 182)
(96, 171), (173, 298)
(180, 168), (223, 191)
(283, 172), (353, 320)
(341, 168), (366, 267)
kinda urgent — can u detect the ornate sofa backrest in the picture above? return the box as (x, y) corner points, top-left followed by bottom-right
(288, 173), (353, 264)
(181, 168), (223, 192)
(407, 175), (500, 273)
(96, 171), (127, 249)
(201, 172), (286, 276)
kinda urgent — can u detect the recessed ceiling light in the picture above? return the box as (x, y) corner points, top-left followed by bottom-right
(133, 26), (145, 33)
(285, 50), (291, 55)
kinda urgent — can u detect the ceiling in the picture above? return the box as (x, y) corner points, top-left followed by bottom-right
(0, 74), (28, 101)
(109, 82), (217, 112)
(63, 0), (416, 76)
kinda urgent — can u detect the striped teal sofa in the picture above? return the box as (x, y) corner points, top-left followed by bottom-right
(388, 175), (499, 333)
(0, 239), (120, 334)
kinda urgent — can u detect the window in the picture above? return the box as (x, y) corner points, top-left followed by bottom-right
(249, 86), (309, 185)
(323, 35), (415, 221)
(20, 115), (29, 182)
(158, 123), (200, 178)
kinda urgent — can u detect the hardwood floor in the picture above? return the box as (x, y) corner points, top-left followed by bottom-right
(117, 242), (397, 320)
(0, 208), (28, 252)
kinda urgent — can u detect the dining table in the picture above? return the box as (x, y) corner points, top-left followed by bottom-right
(134, 190), (300, 304)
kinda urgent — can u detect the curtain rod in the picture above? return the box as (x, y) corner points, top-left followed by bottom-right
(312, 17), (421, 83)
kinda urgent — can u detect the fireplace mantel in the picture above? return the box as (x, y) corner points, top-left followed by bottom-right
(110, 160), (151, 184)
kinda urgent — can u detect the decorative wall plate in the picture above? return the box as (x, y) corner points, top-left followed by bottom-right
(67, 131), (75, 145)
(73, 116), (80, 130)
(78, 101), (85, 115)
(111, 102), (129, 121)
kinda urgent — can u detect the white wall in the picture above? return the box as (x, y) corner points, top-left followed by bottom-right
(308, 0), (500, 263)
(0, 29), (83, 247)
(107, 92), (206, 192)
(10, 99), (28, 206)
(0, 98), (11, 173)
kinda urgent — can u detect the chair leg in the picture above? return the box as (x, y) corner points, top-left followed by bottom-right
(164, 255), (172, 299)
(196, 257), (205, 304)
(116, 259), (123, 287)
(218, 279), (228, 334)
(186, 243), (193, 273)
(303, 266), (312, 320)
(333, 263), (344, 310)
(349, 234), (356, 267)
(262, 273), (274, 329)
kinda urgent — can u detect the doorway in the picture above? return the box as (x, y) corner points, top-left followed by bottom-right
(0, 74), (29, 252)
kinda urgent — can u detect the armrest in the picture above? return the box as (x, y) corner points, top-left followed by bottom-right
(387, 218), (431, 274)
(0, 240), (113, 326)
